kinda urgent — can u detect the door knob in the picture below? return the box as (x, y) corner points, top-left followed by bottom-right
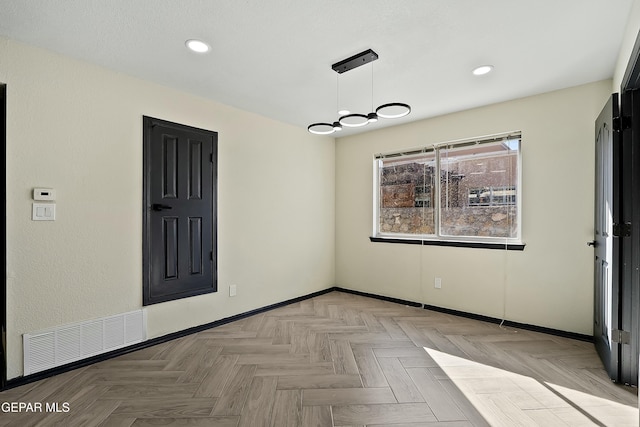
(152, 203), (173, 211)
(587, 240), (598, 247)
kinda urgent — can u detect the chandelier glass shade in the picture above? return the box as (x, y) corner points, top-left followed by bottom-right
(307, 123), (335, 135)
(376, 103), (411, 119)
(307, 49), (411, 135)
(339, 113), (369, 127)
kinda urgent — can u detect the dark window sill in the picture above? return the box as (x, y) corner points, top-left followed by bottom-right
(369, 236), (525, 251)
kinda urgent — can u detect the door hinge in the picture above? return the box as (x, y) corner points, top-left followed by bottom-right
(210, 251), (213, 261)
(210, 153), (214, 163)
(611, 329), (631, 345)
(613, 222), (632, 237)
(613, 116), (631, 132)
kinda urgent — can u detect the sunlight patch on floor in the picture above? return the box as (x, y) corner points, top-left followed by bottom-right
(423, 346), (638, 426)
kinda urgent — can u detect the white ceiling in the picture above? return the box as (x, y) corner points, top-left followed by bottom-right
(0, 0), (634, 136)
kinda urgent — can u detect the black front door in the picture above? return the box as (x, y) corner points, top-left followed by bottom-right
(143, 117), (217, 305)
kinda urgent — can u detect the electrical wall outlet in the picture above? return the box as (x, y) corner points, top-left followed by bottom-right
(229, 284), (237, 297)
(434, 277), (442, 289)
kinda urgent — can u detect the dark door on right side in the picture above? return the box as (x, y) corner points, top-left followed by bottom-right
(143, 116), (218, 306)
(618, 89), (640, 385)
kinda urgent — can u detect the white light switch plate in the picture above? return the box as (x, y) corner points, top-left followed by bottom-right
(32, 203), (56, 221)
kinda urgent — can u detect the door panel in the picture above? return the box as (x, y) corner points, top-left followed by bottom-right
(143, 117), (217, 305)
(163, 217), (179, 279)
(163, 135), (178, 198)
(189, 141), (203, 199)
(594, 94), (620, 381)
(189, 217), (203, 274)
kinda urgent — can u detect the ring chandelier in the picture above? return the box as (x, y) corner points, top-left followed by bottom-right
(308, 49), (411, 135)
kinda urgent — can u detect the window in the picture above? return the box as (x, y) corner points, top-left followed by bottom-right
(373, 132), (522, 247)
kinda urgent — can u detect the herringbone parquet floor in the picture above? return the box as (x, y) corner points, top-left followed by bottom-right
(0, 291), (637, 426)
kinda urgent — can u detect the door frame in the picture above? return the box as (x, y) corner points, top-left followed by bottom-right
(1, 83), (6, 390)
(616, 28), (640, 385)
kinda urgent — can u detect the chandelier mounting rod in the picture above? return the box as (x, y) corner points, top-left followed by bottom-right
(332, 49), (378, 74)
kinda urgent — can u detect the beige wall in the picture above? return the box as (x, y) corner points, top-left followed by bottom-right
(1, 37), (336, 380)
(614, 0), (640, 90)
(335, 80), (612, 335)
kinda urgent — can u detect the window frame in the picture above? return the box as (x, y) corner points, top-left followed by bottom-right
(372, 132), (524, 249)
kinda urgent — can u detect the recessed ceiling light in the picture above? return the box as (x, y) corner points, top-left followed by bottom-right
(185, 39), (210, 53)
(472, 65), (494, 76)
(338, 109), (350, 115)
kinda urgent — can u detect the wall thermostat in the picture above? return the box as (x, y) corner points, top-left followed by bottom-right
(33, 188), (56, 201)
